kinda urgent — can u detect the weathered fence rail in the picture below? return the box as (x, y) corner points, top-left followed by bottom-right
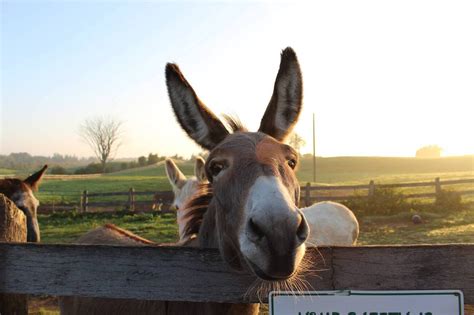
(2, 193), (473, 312)
(78, 190), (174, 213)
(0, 243), (473, 304)
(302, 177), (474, 206)
(38, 177), (474, 212)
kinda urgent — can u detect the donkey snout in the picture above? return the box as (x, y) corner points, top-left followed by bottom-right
(245, 209), (308, 250)
(296, 210), (310, 244)
(247, 218), (266, 243)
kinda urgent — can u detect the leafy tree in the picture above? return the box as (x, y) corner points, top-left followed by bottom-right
(50, 165), (68, 175)
(147, 153), (160, 165)
(138, 156), (147, 166)
(416, 145), (442, 158)
(288, 132), (306, 155)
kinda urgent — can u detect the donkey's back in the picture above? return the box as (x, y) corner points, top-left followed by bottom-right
(302, 201), (359, 246)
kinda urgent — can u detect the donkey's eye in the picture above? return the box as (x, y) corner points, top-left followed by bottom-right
(209, 162), (225, 177)
(287, 158), (297, 169)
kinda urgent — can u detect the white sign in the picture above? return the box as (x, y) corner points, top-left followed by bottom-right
(269, 290), (464, 315)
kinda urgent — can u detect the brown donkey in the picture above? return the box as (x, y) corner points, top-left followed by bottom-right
(60, 47), (309, 314)
(0, 165), (47, 242)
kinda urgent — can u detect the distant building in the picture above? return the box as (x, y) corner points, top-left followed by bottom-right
(416, 145), (442, 158)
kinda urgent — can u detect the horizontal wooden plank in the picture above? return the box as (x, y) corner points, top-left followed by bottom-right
(87, 192), (129, 197)
(380, 179), (474, 188)
(133, 191), (158, 196)
(404, 190), (474, 198)
(0, 244), (472, 304)
(38, 192), (81, 196)
(308, 184), (369, 191)
(152, 191), (175, 198)
(84, 201), (126, 207)
(441, 178), (474, 185)
(379, 181), (435, 188)
(308, 195), (355, 202)
(87, 191), (174, 198)
(305, 178), (474, 191)
(133, 200), (172, 207)
(333, 245), (474, 304)
(308, 189), (474, 203)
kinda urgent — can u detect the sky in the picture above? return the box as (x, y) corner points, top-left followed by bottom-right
(1, 1), (473, 159)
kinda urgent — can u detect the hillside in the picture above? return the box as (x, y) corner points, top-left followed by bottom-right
(297, 155), (474, 183)
(104, 155), (474, 182)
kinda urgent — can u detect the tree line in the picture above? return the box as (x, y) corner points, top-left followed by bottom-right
(0, 153), (96, 171)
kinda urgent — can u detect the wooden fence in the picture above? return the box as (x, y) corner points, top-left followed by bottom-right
(38, 177), (474, 213)
(79, 189), (174, 213)
(302, 177), (474, 206)
(1, 243), (473, 308)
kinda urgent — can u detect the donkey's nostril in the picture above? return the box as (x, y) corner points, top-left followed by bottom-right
(296, 213), (309, 242)
(247, 218), (265, 242)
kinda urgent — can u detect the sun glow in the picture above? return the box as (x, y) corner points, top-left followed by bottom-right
(1, 1), (473, 158)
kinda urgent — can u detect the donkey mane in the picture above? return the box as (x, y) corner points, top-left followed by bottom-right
(181, 183), (213, 239)
(222, 114), (247, 133)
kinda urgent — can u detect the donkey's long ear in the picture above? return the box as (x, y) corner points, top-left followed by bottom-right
(165, 158), (187, 189)
(259, 47), (303, 141)
(24, 165), (48, 191)
(166, 64), (229, 150)
(194, 156), (207, 183)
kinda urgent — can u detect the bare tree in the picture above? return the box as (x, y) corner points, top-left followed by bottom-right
(80, 117), (123, 173)
(288, 132), (306, 155)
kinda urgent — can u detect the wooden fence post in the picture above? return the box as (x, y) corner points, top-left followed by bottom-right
(368, 180), (375, 197)
(128, 188), (135, 212)
(0, 193), (28, 315)
(435, 177), (441, 196)
(305, 182), (311, 207)
(82, 190), (88, 213)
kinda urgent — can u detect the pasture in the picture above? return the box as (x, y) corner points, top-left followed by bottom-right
(17, 155), (474, 206)
(7, 155), (474, 314)
(30, 205), (474, 314)
(37, 204), (474, 246)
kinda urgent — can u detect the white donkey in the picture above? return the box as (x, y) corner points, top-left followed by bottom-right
(302, 201), (359, 246)
(166, 157), (359, 246)
(165, 157), (207, 241)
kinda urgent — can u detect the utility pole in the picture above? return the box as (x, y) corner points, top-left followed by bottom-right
(312, 113), (316, 183)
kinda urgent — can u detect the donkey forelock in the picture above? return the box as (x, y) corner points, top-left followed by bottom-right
(166, 47), (309, 282)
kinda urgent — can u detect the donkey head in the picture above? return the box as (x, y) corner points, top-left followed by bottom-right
(165, 157), (207, 211)
(165, 157), (208, 240)
(0, 165), (47, 242)
(166, 48), (309, 281)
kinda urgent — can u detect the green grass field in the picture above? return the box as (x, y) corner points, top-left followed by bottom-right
(32, 154), (473, 245)
(26, 155), (474, 206)
(32, 205), (474, 314)
(38, 206), (474, 245)
(39, 211), (178, 244)
(7, 155), (473, 314)
(0, 168), (16, 175)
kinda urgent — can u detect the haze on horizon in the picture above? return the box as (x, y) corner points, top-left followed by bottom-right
(1, 1), (473, 159)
